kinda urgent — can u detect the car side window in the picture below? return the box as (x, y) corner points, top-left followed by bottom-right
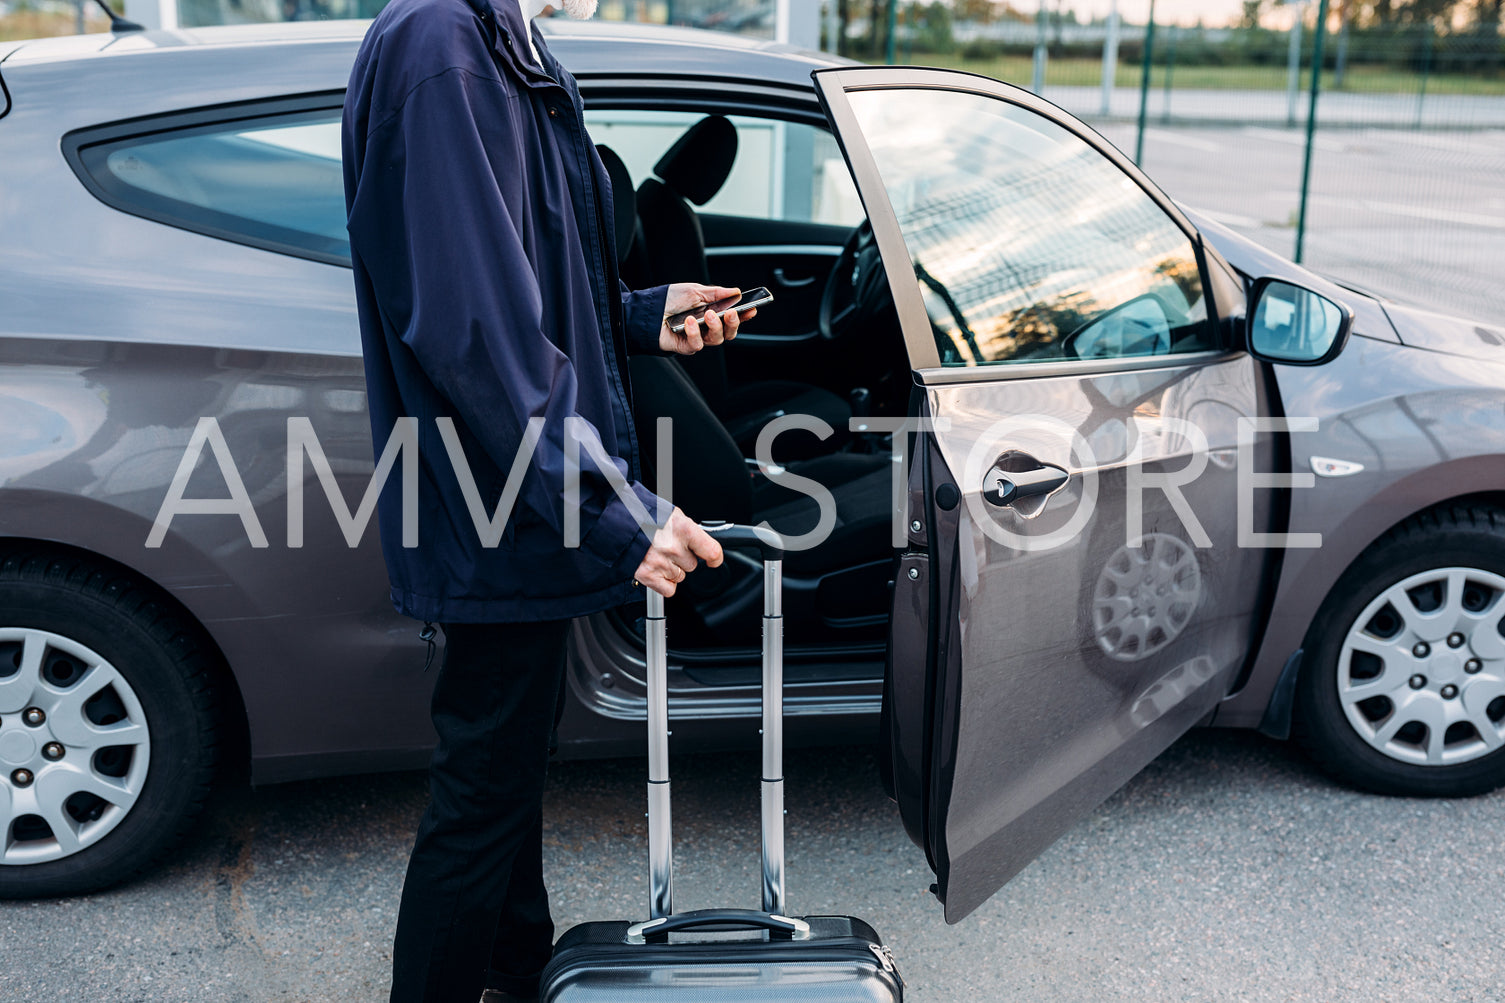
(74, 109), (348, 264)
(845, 88), (1216, 368)
(584, 110), (864, 227)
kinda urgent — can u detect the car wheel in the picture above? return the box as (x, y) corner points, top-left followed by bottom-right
(0, 551), (221, 897)
(1296, 505), (1505, 798)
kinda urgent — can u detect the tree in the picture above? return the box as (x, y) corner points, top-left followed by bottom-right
(954, 0), (1004, 23)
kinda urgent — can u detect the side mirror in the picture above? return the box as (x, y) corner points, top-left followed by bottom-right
(1246, 277), (1354, 366)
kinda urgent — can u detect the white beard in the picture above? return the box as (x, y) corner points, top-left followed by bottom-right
(558, 0), (597, 17)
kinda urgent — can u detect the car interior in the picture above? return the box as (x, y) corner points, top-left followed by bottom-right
(595, 117), (911, 671)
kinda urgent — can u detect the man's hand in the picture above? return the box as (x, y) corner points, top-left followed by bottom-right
(659, 283), (758, 355)
(634, 508), (724, 598)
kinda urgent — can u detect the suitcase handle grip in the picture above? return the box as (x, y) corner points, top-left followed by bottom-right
(625, 908), (812, 944)
(702, 521), (785, 560)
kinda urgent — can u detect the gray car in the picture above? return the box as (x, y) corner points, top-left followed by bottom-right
(1, 20), (1503, 922)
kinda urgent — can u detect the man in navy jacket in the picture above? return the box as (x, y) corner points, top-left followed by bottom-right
(343, 0), (754, 998)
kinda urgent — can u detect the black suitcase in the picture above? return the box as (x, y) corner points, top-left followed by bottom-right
(539, 523), (904, 1002)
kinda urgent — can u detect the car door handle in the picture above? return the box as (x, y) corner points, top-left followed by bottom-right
(772, 268), (816, 289)
(982, 462), (1069, 507)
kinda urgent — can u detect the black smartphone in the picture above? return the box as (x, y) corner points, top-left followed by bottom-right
(666, 287), (774, 335)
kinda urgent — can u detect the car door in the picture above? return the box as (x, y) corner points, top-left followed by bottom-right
(815, 67), (1280, 922)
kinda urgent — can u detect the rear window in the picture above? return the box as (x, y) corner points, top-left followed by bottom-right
(69, 106), (348, 265)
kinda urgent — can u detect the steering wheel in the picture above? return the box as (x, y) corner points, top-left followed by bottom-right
(819, 220), (874, 341)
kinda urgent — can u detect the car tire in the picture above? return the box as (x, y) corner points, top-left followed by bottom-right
(0, 551), (222, 898)
(1295, 505), (1505, 798)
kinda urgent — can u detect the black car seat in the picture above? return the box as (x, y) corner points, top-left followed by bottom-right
(596, 143), (650, 290)
(601, 143), (893, 641)
(626, 352), (895, 642)
(634, 116), (852, 460)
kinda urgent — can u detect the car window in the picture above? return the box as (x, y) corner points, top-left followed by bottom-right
(584, 110), (864, 227)
(75, 109), (348, 264)
(845, 88), (1216, 368)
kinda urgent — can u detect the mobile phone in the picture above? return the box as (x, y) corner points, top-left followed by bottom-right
(667, 287), (775, 335)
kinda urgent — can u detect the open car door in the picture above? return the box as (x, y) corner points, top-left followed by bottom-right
(815, 67), (1278, 922)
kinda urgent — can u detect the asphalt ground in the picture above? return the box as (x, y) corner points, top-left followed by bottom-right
(1093, 123), (1505, 323)
(3, 731), (1504, 1002)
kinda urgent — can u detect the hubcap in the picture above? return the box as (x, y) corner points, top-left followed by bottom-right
(0, 629), (151, 864)
(1093, 534), (1202, 662)
(1337, 567), (1505, 766)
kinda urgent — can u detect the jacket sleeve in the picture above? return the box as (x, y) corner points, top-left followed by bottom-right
(622, 281), (671, 356)
(346, 66), (662, 574)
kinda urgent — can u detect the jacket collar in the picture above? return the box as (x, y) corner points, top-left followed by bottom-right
(463, 0), (558, 88)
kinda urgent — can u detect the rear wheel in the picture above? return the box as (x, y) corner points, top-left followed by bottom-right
(0, 552), (221, 897)
(1296, 506), (1505, 797)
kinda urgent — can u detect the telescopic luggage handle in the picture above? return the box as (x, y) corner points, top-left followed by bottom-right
(643, 522), (788, 924)
(701, 521), (785, 561)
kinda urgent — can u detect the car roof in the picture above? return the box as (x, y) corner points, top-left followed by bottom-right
(1, 18), (841, 128)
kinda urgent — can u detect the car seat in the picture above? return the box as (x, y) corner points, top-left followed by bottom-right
(632, 116), (853, 461)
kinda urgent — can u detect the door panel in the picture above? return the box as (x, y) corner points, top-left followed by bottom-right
(700, 213), (847, 341)
(818, 66), (1277, 921)
(699, 215), (855, 392)
(921, 358), (1268, 921)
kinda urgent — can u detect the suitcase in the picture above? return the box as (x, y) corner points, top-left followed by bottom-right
(538, 522), (904, 1002)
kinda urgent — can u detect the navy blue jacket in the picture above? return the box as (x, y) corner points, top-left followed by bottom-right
(343, 0), (670, 623)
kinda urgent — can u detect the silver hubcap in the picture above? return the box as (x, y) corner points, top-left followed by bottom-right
(1093, 533), (1202, 662)
(0, 629), (151, 864)
(1338, 567), (1505, 766)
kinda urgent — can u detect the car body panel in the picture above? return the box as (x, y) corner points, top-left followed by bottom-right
(0, 334), (440, 780)
(1380, 301), (1505, 362)
(1214, 334), (1505, 727)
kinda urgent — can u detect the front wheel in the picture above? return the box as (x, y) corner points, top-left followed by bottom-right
(1296, 506), (1505, 798)
(0, 552), (222, 897)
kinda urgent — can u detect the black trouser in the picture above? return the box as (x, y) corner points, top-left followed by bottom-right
(390, 620), (571, 1003)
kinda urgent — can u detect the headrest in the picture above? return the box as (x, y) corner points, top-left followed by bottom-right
(652, 115), (738, 207)
(595, 144), (637, 266)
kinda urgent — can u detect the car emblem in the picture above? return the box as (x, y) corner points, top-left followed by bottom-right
(1310, 456), (1365, 478)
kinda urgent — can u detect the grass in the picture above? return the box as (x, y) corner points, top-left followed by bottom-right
(1, 8), (117, 43)
(869, 52), (1505, 97)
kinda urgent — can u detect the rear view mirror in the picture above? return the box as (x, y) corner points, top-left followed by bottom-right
(1246, 278), (1353, 366)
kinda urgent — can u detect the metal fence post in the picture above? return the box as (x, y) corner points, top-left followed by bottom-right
(884, 0), (897, 64)
(1161, 25), (1177, 124)
(1294, 0), (1331, 264)
(1032, 2), (1048, 94)
(1135, 0), (1156, 166)
(1101, 1), (1120, 117)
(1333, 0), (1351, 89)
(1287, 0), (1307, 127)
(1416, 23), (1434, 129)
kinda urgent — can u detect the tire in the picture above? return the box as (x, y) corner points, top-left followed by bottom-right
(1295, 505), (1505, 798)
(0, 551), (221, 898)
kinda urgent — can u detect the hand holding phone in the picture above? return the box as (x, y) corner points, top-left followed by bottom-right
(666, 287), (775, 335)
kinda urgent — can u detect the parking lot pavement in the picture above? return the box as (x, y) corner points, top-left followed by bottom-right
(1094, 124), (1505, 323)
(3, 730), (1503, 1002)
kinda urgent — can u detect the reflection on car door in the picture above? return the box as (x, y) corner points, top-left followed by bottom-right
(816, 67), (1277, 922)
